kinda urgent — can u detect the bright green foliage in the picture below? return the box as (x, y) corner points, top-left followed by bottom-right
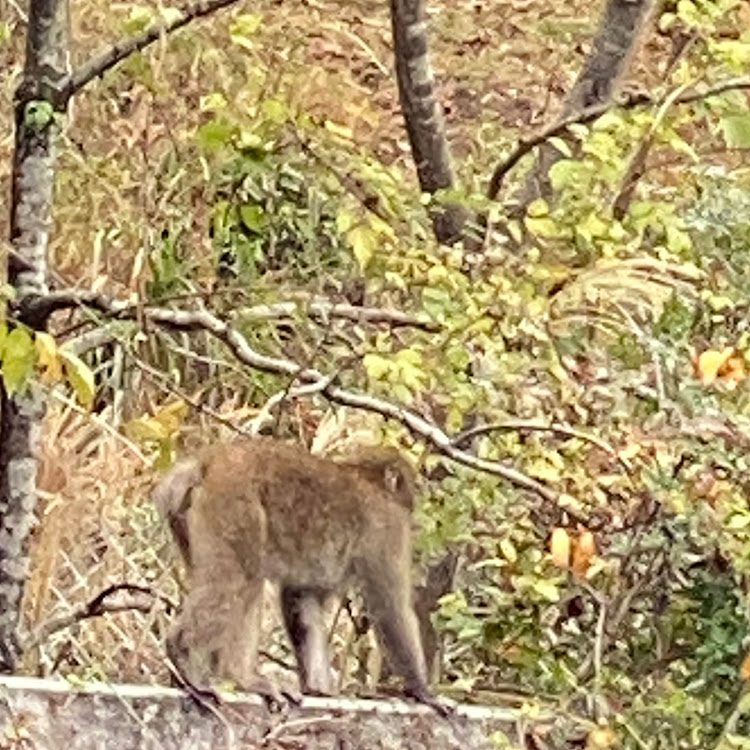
(0, 328), (95, 408)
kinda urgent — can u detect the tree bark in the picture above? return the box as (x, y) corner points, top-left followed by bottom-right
(0, 0), (70, 669)
(390, 0), (469, 245)
(512, 0), (656, 212)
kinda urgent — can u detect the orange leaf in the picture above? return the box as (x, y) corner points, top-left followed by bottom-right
(740, 650), (750, 681)
(720, 354), (746, 384)
(550, 528), (571, 569)
(572, 530), (596, 579)
(695, 347), (735, 385)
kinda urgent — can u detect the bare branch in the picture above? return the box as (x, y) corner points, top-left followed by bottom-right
(488, 76), (750, 200)
(20, 290), (441, 333)
(236, 300), (441, 332)
(21, 583), (175, 652)
(65, 0), (241, 98)
(45, 290), (559, 503)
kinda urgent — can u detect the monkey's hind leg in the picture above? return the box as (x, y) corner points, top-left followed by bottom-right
(359, 559), (454, 716)
(281, 586), (335, 696)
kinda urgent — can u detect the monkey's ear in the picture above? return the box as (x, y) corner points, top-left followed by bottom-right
(384, 465), (402, 494)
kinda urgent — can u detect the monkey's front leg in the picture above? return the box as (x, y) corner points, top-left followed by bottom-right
(281, 585), (336, 695)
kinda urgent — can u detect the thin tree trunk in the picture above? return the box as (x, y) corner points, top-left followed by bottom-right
(390, 0), (469, 245)
(0, 0), (70, 669)
(512, 0), (656, 212)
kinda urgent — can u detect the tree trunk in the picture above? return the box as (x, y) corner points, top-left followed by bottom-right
(512, 0), (655, 212)
(0, 0), (70, 670)
(390, 0), (469, 245)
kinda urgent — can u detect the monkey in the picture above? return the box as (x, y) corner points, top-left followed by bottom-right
(152, 437), (449, 713)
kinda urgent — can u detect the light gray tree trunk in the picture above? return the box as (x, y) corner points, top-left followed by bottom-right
(0, 0), (70, 669)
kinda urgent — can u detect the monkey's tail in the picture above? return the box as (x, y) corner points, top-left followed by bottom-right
(152, 458), (204, 565)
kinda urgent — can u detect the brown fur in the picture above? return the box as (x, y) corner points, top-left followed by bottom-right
(153, 437), (441, 708)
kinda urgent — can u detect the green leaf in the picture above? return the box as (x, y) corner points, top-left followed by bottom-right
(548, 159), (591, 190)
(336, 208), (357, 234)
(666, 224), (692, 255)
(60, 349), (96, 409)
(261, 98), (287, 124)
(2, 328), (35, 394)
(363, 353), (391, 380)
(239, 204), (266, 234)
(195, 118), (236, 152)
(123, 5), (153, 34)
(526, 198), (549, 218)
(200, 92), (228, 112)
(230, 13), (263, 50)
(524, 216), (561, 239)
(532, 579), (561, 602)
(347, 225), (378, 270)
(720, 114), (750, 149)
(24, 101), (54, 130)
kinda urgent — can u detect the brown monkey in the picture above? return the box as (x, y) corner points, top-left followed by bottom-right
(153, 437), (446, 712)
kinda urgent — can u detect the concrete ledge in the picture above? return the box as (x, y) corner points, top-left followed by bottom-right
(0, 675), (554, 749)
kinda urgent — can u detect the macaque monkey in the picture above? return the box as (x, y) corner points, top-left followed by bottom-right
(153, 437), (447, 712)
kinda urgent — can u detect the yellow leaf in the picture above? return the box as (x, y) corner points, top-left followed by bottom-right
(125, 416), (172, 443)
(151, 399), (188, 434)
(59, 349), (96, 409)
(695, 347), (734, 385)
(586, 726), (617, 749)
(550, 528), (571, 569)
(499, 538), (517, 564)
(347, 225), (377, 270)
(324, 119), (353, 141)
(35, 332), (63, 384)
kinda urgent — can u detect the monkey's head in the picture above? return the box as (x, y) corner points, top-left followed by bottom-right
(339, 446), (417, 511)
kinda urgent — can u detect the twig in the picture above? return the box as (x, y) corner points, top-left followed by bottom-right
(294, 134), (392, 222)
(612, 80), (694, 219)
(487, 76), (750, 200)
(22, 583), (174, 651)
(319, 21), (389, 76)
(453, 419), (632, 474)
(239, 300), (440, 331)
(246, 377), (338, 435)
(65, 0), (242, 98)
(48, 388), (150, 465)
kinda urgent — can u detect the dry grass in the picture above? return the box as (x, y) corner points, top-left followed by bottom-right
(21, 405), (172, 683)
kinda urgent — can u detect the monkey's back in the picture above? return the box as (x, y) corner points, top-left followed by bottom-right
(194, 438), (412, 589)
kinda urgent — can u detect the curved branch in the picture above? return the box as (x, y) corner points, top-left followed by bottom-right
(453, 419), (632, 474)
(65, 0), (241, 98)
(21, 583), (175, 652)
(488, 77), (750, 201)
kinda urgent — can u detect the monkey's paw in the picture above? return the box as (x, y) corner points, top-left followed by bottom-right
(405, 687), (457, 718)
(248, 678), (302, 713)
